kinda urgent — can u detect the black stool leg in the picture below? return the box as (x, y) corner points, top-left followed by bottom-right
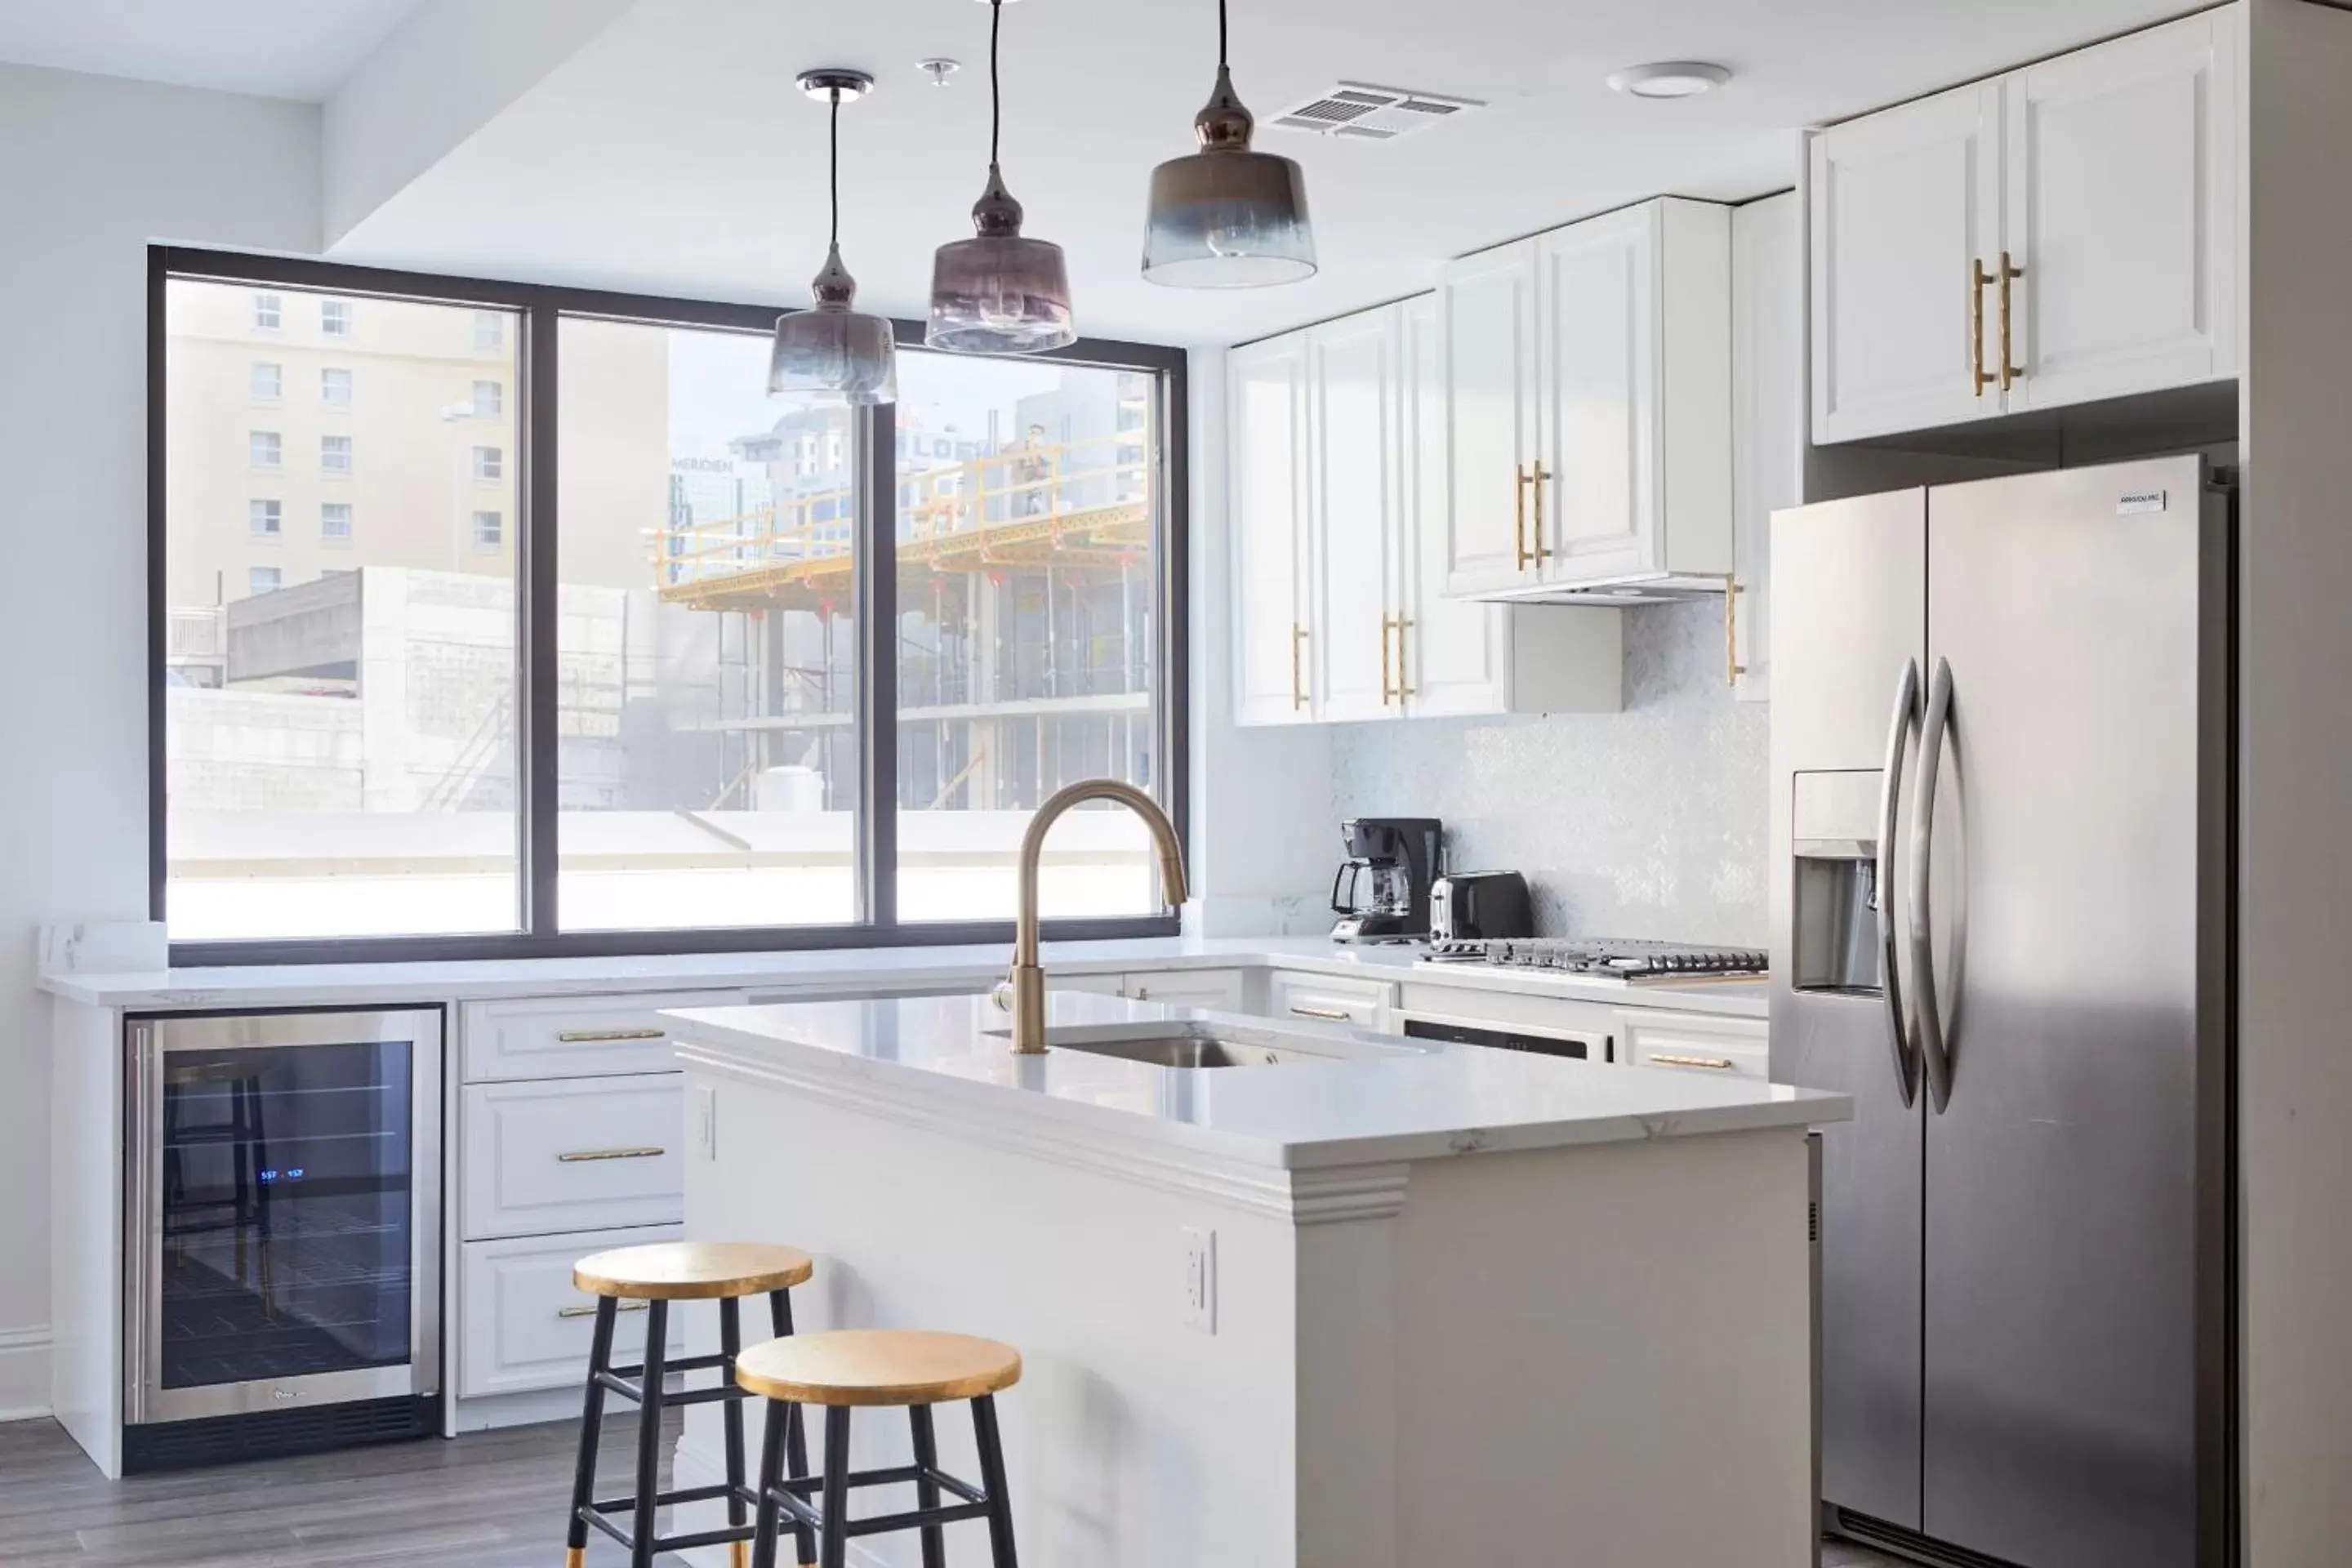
(818, 1406), (852, 1568)
(631, 1298), (670, 1568)
(972, 1394), (1020, 1568)
(565, 1297), (619, 1568)
(907, 1405), (947, 1568)
(721, 1296), (747, 1568)
(770, 1290), (813, 1568)
(751, 1398), (788, 1568)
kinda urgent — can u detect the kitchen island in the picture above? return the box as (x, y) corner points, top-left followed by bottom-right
(662, 991), (1845, 1568)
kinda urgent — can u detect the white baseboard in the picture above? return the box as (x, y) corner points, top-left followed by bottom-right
(0, 1325), (52, 1422)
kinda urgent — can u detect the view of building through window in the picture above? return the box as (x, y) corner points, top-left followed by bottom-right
(162, 278), (524, 939)
(162, 270), (1174, 947)
(891, 349), (1160, 920)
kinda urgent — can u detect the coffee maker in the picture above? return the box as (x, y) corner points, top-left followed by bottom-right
(1329, 817), (1443, 943)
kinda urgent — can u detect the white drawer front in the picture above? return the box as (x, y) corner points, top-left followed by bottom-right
(1121, 968), (1248, 1010)
(457, 1226), (686, 1398)
(462, 1075), (684, 1240)
(1267, 970), (1394, 1031)
(461, 991), (746, 1083)
(1617, 1010), (1771, 1081)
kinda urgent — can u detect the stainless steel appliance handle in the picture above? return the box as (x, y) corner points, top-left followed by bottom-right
(1910, 657), (1955, 1113)
(1878, 658), (1921, 1109)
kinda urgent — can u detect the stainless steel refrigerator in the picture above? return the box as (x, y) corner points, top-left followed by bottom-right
(1770, 454), (2233, 1568)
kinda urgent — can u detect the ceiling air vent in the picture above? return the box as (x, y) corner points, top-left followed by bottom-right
(1267, 82), (1484, 142)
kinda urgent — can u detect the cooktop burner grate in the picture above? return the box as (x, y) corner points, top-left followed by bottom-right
(1420, 937), (1769, 979)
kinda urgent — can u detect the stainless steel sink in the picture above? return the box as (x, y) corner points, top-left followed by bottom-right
(1008, 1018), (1425, 1069)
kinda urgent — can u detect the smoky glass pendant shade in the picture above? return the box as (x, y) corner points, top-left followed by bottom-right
(1142, 64), (1316, 288)
(929, 167), (1076, 353)
(771, 69), (897, 404)
(770, 243), (898, 404)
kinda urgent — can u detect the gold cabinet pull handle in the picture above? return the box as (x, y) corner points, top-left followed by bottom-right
(1392, 617), (1414, 701)
(555, 1027), (666, 1044)
(558, 1300), (650, 1319)
(1290, 1004), (1351, 1022)
(1971, 259), (1994, 397)
(1290, 623), (1309, 711)
(555, 1146), (666, 1163)
(1512, 462), (1530, 569)
(1722, 577), (1746, 687)
(1998, 249), (2025, 391)
(1651, 1053), (1737, 1071)
(1379, 616), (1396, 706)
(1528, 461), (1552, 565)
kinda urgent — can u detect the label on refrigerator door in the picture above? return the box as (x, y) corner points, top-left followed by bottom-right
(2117, 489), (2168, 514)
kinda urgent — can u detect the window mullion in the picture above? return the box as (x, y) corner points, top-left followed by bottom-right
(858, 400), (900, 930)
(523, 301), (561, 941)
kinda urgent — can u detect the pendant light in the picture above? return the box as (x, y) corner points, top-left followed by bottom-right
(926, 0), (1076, 353)
(769, 69), (897, 404)
(1141, 0), (1316, 288)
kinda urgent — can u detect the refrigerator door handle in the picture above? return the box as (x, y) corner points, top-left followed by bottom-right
(1878, 658), (1921, 1109)
(1910, 657), (1955, 1112)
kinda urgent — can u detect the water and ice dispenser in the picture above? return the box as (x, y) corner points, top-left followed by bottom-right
(1789, 770), (1886, 994)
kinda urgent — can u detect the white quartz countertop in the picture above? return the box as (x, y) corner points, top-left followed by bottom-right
(665, 991), (1838, 1171)
(38, 933), (1769, 1018)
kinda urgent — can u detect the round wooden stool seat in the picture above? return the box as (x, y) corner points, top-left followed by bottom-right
(572, 1240), (813, 1301)
(735, 1329), (1022, 1407)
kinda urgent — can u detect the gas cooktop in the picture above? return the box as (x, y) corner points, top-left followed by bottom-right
(1419, 937), (1769, 982)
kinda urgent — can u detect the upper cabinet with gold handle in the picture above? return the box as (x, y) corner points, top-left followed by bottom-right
(1812, 11), (2236, 443)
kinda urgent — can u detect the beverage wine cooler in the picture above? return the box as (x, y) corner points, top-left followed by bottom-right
(122, 1009), (443, 1472)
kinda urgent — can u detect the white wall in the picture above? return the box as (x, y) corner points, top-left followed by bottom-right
(2240, 2), (2352, 1559)
(1183, 346), (1334, 938)
(0, 63), (321, 1416)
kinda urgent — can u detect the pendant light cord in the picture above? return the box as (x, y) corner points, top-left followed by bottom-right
(1218, 0), (1228, 69)
(827, 88), (842, 252)
(989, 0), (1003, 169)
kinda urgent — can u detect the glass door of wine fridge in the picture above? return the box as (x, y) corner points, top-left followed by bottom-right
(124, 1009), (442, 1433)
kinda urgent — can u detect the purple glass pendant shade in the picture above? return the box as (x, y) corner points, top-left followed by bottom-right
(1141, 2), (1316, 288)
(771, 70), (898, 403)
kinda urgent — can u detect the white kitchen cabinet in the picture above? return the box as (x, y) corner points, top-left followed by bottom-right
(2002, 10), (2238, 412)
(1231, 297), (1621, 727)
(1444, 198), (1733, 599)
(1809, 8), (2238, 443)
(1120, 969), (1248, 1010)
(1308, 305), (1405, 723)
(1618, 1009), (1771, 1083)
(461, 1073), (685, 1241)
(1731, 192), (1802, 704)
(460, 991), (742, 1082)
(1227, 333), (1314, 724)
(1809, 81), (2005, 443)
(1438, 238), (1540, 599)
(457, 1225), (685, 1398)
(1266, 970), (1396, 1031)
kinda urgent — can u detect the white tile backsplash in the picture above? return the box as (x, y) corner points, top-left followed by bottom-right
(1330, 601), (1768, 946)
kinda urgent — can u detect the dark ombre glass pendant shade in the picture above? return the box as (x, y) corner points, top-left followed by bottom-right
(1141, 2), (1316, 289)
(770, 69), (898, 403)
(927, 0), (1075, 353)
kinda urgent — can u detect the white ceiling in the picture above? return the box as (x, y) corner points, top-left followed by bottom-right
(0, 0), (420, 100)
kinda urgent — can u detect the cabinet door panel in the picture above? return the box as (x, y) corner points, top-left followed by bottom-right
(1811, 82), (2004, 443)
(1311, 309), (1402, 723)
(1536, 208), (1653, 582)
(1229, 337), (1312, 724)
(1441, 241), (1540, 596)
(2007, 11), (2237, 411)
(1731, 193), (1802, 703)
(1401, 293), (1508, 715)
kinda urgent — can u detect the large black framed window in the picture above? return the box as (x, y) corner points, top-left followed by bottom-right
(150, 248), (1189, 964)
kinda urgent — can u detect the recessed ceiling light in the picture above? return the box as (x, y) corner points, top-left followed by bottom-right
(1607, 61), (1733, 100)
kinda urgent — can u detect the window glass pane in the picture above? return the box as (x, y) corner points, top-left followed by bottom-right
(322, 368), (353, 407)
(892, 350), (1163, 921)
(555, 317), (861, 931)
(251, 363), (280, 401)
(163, 278), (524, 941)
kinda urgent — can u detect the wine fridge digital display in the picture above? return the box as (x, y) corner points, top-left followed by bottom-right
(123, 1009), (441, 1469)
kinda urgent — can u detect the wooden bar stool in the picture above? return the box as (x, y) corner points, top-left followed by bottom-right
(565, 1241), (815, 1568)
(734, 1329), (1024, 1568)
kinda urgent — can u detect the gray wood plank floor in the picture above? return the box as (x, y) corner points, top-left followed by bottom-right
(0, 1413), (1912, 1566)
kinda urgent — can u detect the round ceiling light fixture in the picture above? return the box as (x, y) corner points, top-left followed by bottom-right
(1607, 61), (1733, 100)
(918, 58), (962, 87)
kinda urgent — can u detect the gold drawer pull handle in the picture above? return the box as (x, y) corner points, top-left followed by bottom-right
(1651, 1053), (1737, 1071)
(558, 1301), (650, 1319)
(1971, 259), (1994, 397)
(1528, 461), (1552, 565)
(1722, 577), (1746, 687)
(556, 1146), (666, 1163)
(1392, 617), (1414, 700)
(1380, 617), (1395, 706)
(1290, 1004), (1351, 1022)
(1291, 623), (1309, 710)
(1997, 249), (2025, 392)
(555, 1027), (666, 1043)
(1513, 463), (1530, 570)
